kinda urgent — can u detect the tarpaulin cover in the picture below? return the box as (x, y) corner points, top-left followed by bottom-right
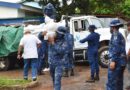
(0, 26), (23, 57)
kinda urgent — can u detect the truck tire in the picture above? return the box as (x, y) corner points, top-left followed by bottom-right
(17, 59), (24, 68)
(8, 57), (16, 69)
(0, 57), (10, 71)
(98, 46), (109, 68)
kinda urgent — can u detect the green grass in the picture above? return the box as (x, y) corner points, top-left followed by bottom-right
(0, 78), (31, 87)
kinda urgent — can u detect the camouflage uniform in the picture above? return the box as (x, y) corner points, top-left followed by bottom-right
(37, 32), (48, 74)
(48, 27), (68, 90)
(107, 31), (126, 90)
(64, 33), (74, 70)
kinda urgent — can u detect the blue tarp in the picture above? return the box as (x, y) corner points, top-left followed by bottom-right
(0, 17), (44, 25)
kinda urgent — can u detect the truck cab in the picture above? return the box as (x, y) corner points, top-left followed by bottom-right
(67, 16), (127, 67)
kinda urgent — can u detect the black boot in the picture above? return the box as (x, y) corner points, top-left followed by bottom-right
(63, 69), (69, 77)
(24, 77), (28, 80)
(70, 69), (74, 76)
(95, 75), (100, 81)
(38, 71), (45, 75)
(86, 77), (95, 83)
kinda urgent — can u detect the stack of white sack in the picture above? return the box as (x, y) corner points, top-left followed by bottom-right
(24, 23), (45, 34)
(24, 16), (66, 40)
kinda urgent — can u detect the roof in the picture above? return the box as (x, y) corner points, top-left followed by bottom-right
(0, 1), (21, 9)
(0, 1), (42, 13)
(23, 2), (42, 9)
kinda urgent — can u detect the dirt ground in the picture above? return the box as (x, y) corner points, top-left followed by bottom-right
(0, 64), (130, 90)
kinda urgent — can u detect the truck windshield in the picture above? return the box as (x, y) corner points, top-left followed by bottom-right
(91, 18), (104, 28)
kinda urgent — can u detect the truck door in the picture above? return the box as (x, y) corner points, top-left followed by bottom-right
(73, 19), (90, 50)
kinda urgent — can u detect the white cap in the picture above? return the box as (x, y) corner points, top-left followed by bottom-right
(23, 27), (31, 34)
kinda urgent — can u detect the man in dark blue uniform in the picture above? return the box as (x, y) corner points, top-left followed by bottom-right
(37, 3), (56, 74)
(60, 27), (74, 77)
(48, 26), (68, 90)
(80, 25), (100, 83)
(37, 32), (48, 75)
(106, 20), (126, 90)
(43, 3), (56, 20)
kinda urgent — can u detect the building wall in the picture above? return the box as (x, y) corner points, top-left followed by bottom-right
(99, 18), (127, 29)
(0, 6), (18, 19)
(0, 6), (42, 19)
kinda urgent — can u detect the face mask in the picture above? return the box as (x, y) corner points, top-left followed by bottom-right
(113, 30), (118, 36)
(110, 27), (116, 34)
(89, 30), (94, 33)
(110, 25), (120, 34)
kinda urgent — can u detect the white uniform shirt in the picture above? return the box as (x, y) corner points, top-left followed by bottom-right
(19, 34), (41, 59)
(127, 33), (130, 54)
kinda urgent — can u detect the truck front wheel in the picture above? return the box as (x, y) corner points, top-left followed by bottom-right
(98, 46), (109, 68)
(0, 57), (10, 71)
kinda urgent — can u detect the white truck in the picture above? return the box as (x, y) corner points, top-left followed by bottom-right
(64, 15), (127, 68)
(0, 15), (127, 70)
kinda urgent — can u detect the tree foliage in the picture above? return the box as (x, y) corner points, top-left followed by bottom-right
(23, 0), (130, 18)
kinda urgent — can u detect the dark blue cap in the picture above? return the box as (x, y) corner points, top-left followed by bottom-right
(38, 32), (43, 41)
(110, 20), (123, 27)
(43, 3), (55, 12)
(57, 26), (67, 35)
(88, 25), (97, 30)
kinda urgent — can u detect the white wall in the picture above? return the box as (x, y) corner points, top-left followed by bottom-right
(0, 6), (19, 18)
(0, 6), (41, 19)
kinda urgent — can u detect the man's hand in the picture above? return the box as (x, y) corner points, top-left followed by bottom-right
(48, 36), (55, 45)
(48, 34), (55, 45)
(128, 49), (130, 55)
(17, 45), (23, 60)
(42, 31), (47, 36)
(110, 61), (116, 70)
(127, 49), (130, 61)
(17, 55), (21, 60)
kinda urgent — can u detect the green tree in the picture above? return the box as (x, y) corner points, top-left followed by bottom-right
(22, 0), (90, 15)
(91, 0), (125, 14)
(74, 0), (90, 14)
(122, 0), (130, 18)
(23, 0), (130, 18)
